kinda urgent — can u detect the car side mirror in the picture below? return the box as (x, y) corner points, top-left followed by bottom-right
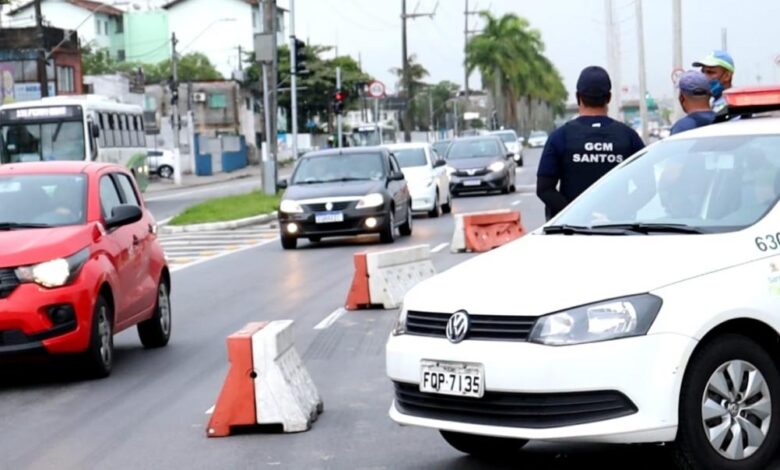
(277, 179), (288, 189)
(506, 152), (515, 159)
(389, 171), (405, 181)
(106, 204), (143, 230)
(433, 159), (446, 168)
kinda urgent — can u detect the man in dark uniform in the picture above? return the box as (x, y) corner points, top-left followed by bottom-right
(536, 66), (645, 220)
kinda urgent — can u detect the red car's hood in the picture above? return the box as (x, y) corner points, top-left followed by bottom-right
(0, 224), (94, 268)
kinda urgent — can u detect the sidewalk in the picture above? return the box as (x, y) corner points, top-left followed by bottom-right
(146, 163), (293, 194)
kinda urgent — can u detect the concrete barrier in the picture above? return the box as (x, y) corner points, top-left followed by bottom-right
(346, 245), (436, 310)
(207, 320), (322, 437)
(450, 209), (512, 253)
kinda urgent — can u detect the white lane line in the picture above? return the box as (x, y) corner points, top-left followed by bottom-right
(511, 199), (522, 206)
(157, 217), (173, 226)
(205, 405), (215, 415)
(171, 237), (279, 273)
(314, 308), (347, 330)
(431, 242), (449, 253)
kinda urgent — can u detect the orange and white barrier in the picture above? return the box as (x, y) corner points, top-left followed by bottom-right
(346, 245), (436, 310)
(451, 210), (526, 253)
(207, 321), (322, 437)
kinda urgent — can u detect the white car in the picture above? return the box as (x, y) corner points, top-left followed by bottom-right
(387, 87), (780, 469)
(386, 143), (451, 217)
(490, 130), (524, 166)
(526, 130), (549, 148)
(147, 149), (175, 179)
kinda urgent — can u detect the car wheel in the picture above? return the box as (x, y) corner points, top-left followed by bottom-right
(442, 193), (452, 214)
(501, 177), (511, 194)
(308, 236), (322, 243)
(83, 294), (113, 378)
(137, 278), (172, 348)
(158, 165), (174, 179)
(518, 155), (524, 167)
(428, 191), (442, 218)
(281, 235), (297, 249)
(399, 203), (413, 236)
(440, 431), (527, 458)
(674, 334), (780, 470)
(380, 209), (396, 244)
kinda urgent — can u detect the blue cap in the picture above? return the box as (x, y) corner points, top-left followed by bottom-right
(692, 50), (735, 72)
(576, 66), (611, 99)
(678, 70), (711, 96)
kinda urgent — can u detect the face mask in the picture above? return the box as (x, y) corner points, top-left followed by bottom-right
(709, 79), (725, 99)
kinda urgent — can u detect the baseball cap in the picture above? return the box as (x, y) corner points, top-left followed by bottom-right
(678, 70), (711, 96)
(576, 66), (611, 99)
(692, 50), (735, 72)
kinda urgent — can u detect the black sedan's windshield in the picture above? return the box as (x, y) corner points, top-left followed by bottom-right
(292, 153), (386, 184)
(0, 174), (87, 227)
(447, 139), (503, 160)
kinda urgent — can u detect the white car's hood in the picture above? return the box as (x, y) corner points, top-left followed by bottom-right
(405, 231), (754, 317)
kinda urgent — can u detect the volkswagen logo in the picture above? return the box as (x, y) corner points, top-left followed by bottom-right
(446, 311), (470, 344)
(325, 201), (334, 211)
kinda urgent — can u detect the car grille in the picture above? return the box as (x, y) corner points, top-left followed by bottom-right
(0, 268), (20, 299)
(303, 201), (356, 212)
(405, 311), (536, 341)
(0, 329), (31, 346)
(453, 168), (489, 177)
(393, 382), (637, 429)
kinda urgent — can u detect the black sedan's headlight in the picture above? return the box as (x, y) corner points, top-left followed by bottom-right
(529, 294), (662, 346)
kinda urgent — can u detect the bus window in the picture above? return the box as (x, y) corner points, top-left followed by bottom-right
(135, 115), (145, 147)
(111, 114), (121, 147)
(104, 113), (115, 147)
(128, 115), (138, 147)
(119, 114), (129, 147)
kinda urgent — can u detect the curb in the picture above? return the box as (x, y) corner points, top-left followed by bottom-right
(147, 171), (260, 195)
(161, 212), (278, 234)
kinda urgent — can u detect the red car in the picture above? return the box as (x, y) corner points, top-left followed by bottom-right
(0, 161), (171, 377)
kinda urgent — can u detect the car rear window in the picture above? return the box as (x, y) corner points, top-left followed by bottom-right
(393, 149), (427, 168)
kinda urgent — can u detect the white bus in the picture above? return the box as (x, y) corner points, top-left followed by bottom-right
(0, 95), (150, 190)
(353, 123), (397, 147)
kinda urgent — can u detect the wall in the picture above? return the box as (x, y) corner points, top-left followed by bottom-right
(8, 2), (110, 50)
(124, 11), (169, 64)
(83, 74), (143, 106)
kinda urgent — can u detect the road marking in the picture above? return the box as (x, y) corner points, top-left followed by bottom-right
(171, 237), (279, 273)
(314, 308), (347, 330)
(157, 216), (173, 226)
(432, 242), (449, 253)
(205, 405), (215, 415)
(511, 199), (522, 206)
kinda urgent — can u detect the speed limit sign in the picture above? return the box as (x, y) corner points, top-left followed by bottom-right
(367, 80), (386, 98)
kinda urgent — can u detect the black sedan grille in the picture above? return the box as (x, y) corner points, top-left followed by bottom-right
(0, 268), (20, 299)
(394, 382), (637, 429)
(406, 311), (536, 341)
(453, 168), (489, 177)
(303, 201), (355, 212)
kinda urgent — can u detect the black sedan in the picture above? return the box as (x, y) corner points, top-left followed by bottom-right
(277, 148), (413, 249)
(445, 136), (517, 196)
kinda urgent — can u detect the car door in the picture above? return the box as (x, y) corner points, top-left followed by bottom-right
(387, 154), (407, 223)
(99, 173), (142, 327)
(114, 172), (157, 322)
(429, 146), (448, 204)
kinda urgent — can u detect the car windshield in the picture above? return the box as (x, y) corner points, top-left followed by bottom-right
(432, 141), (450, 155)
(530, 131), (547, 138)
(1, 121), (85, 163)
(553, 134), (780, 233)
(447, 139), (502, 160)
(291, 153), (386, 184)
(0, 174), (87, 227)
(494, 132), (517, 143)
(393, 148), (427, 168)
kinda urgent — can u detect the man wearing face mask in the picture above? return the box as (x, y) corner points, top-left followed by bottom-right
(692, 50), (735, 115)
(670, 70), (715, 135)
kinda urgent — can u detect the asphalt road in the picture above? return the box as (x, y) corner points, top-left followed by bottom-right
(4, 148), (759, 469)
(145, 176), (266, 222)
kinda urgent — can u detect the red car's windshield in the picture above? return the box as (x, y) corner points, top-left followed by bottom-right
(0, 174), (87, 228)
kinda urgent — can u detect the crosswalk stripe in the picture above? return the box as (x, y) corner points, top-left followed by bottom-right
(159, 223), (278, 268)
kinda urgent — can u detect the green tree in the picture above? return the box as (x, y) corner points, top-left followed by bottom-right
(390, 54), (429, 131)
(81, 47), (222, 84)
(466, 12), (567, 130)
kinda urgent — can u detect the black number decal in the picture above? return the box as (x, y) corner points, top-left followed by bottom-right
(768, 235), (778, 250)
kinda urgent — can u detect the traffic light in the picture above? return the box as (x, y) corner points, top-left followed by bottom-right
(293, 37), (309, 76)
(332, 90), (347, 115)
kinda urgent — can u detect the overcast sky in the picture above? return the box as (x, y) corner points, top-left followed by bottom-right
(286, 0), (780, 103)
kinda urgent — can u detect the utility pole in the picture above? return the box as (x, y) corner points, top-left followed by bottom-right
(336, 66), (343, 148)
(672, 0), (683, 122)
(635, 0), (649, 142)
(171, 32), (182, 185)
(721, 27), (728, 51)
(453, 99), (459, 136)
(34, 0), (49, 98)
(428, 91), (434, 137)
(237, 45), (243, 71)
(463, 0), (479, 102)
(289, 0), (299, 161)
(401, 0), (437, 142)
(604, 0), (622, 121)
(263, 0), (278, 187)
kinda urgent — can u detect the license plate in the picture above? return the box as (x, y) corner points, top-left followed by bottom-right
(420, 360), (484, 398)
(463, 179), (481, 187)
(315, 211), (344, 224)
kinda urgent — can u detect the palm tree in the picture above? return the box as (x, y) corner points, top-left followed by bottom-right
(466, 12), (566, 130)
(390, 55), (430, 130)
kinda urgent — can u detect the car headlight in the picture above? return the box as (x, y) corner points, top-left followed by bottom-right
(488, 161), (506, 173)
(15, 248), (90, 289)
(280, 199), (303, 214)
(529, 294), (662, 346)
(356, 193), (384, 209)
(392, 305), (408, 336)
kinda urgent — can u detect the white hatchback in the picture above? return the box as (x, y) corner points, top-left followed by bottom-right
(386, 143), (451, 217)
(387, 88), (780, 470)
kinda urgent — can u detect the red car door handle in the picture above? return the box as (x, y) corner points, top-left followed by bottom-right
(133, 236), (141, 246)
